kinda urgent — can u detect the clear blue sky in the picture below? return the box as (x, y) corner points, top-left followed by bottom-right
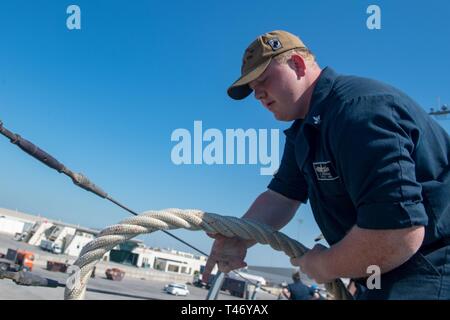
(0, 1), (449, 267)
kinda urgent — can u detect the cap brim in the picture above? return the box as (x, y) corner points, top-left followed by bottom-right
(227, 58), (272, 100)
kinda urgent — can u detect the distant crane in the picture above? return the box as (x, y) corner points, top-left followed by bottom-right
(429, 104), (449, 116)
(429, 97), (449, 118)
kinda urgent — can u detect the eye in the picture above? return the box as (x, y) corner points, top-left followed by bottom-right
(260, 76), (269, 85)
(256, 77), (266, 86)
(250, 76), (267, 90)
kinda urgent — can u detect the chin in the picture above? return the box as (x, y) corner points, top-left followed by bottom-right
(274, 114), (292, 122)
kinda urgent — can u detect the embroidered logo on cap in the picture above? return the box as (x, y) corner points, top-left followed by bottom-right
(313, 161), (339, 181)
(267, 38), (282, 51)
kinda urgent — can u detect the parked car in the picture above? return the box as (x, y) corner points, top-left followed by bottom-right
(164, 283), (190, 296)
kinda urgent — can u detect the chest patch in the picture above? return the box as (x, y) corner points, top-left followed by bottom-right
(312, 161), (339, 181)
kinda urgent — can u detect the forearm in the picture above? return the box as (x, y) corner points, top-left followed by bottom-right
(243, 189), (300, 229)
(242, 189), (300, 246)
(321, 225), (425, 279)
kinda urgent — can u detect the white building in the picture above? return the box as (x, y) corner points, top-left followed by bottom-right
(108, 243), (207, 276)
(63, 231), (96, 257)
(0, 216), (25, 235)
(145, 248), (207, 276)
(0, 207), (99, 257)
(0, 207), (43, 235)
(27, 221), (56, 246)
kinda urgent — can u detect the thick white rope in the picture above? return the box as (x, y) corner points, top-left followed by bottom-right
(64, 208), (352, 300)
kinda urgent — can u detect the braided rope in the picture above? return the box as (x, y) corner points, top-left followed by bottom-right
(64, 209), (352, 300)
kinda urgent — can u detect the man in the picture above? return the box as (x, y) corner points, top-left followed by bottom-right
(204, 30), (450, 299)
(282, 271), (319, 300)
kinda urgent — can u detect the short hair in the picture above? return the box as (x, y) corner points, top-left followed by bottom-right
(273, 47), (316, 64)
(292, 271), (301, 282)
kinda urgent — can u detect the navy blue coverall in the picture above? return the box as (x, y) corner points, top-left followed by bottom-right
(268, 67), (450, 299)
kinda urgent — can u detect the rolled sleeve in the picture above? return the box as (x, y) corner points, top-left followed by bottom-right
(268, 128), (308, 203)
(357, 201), (428, 229)
(333, 95), (429, 229)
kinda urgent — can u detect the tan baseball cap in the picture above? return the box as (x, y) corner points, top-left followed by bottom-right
(227, 30), (307, 100)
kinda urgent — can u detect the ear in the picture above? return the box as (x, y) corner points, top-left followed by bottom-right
(289, 54), (307, 79)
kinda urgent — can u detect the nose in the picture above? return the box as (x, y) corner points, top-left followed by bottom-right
(253, 86), (266, 101)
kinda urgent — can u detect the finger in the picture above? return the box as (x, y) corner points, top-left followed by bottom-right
(206, 232), (223, 240)
(290, 257), (301, 266)
(203, 256), (217, 281)
(218, 260), (231, 273)
(203, 238), (229, 280)
(312, 243), (328, 251)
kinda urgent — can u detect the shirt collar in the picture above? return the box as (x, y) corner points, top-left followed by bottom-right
(303, 66), (338, 128)
(283, 66), (338, 138)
